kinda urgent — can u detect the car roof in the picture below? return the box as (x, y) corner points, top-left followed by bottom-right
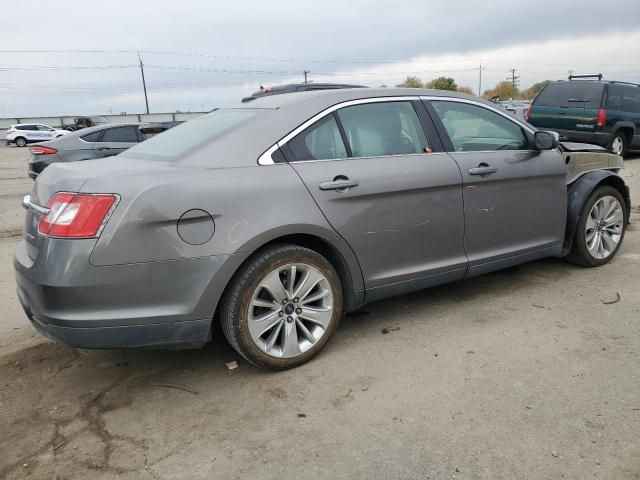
(551, 79), (640, 87)
(234, 87), (488, 110)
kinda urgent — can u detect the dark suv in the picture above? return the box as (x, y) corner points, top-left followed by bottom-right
(241, 83), (366, 102)
(526, 75), (640, 156)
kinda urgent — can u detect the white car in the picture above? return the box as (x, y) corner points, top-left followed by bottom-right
(5, 123), (69, 147)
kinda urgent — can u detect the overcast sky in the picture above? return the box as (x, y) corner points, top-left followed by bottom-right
(1, 0), (639, 117)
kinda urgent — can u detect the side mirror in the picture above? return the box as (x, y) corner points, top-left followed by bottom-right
(534, 130), (559, 150)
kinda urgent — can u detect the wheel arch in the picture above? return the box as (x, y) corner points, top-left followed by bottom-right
(563, 170), (631, 255)
(210, 230), (366, 334)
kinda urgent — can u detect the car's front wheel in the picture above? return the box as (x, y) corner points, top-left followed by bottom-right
(220, 244), (343, 369)
(567, 185), (627, 267)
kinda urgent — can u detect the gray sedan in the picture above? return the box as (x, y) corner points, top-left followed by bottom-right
(15, 88), (630, 369)
(27, 122), (178, 178)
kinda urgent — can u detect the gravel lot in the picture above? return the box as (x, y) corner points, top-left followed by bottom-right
(1, 143), (639, 479)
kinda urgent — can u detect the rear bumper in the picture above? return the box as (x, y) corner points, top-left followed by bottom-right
(21, 302), (211, 349)
(14, 238), (247, 349)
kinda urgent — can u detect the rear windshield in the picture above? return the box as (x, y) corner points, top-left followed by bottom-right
(534, 82), (604, 109)
(124, 109), (259, 161)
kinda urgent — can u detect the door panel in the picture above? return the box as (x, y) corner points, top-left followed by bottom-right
(94, 126), (139, 157)
(291, 153), (466, 288)
(449, 150), (567, 267)
(425, 98), (567, 269)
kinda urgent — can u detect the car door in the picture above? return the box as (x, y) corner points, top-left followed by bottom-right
(285, 98), (466, 298)
(21, 125), (39, 142)
(424, 98), (567, 276)
(93, 125), (140, 157)
(35, 124), (56, 141)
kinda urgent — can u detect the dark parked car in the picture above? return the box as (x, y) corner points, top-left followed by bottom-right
(28, 122), (179, 178)
(16, 88), (630, 370)
(241, 82), (366, 102)
(526, 75), (640, 155)
(62, 116), (110, 131)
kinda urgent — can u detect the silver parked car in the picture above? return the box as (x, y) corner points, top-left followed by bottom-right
(15, 88), (630, 369)
(28, 122), (180, 178)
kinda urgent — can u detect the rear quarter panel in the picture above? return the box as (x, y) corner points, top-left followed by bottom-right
(85, 163), (344, 266)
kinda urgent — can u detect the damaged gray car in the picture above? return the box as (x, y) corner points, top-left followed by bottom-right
(15, 88), (630, 369)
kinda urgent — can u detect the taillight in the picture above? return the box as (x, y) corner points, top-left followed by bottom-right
(524, 104), (532, 122)
(596, 108), (607, 128)
(38, 193), (118, 238)
(30, 145), (58, 155)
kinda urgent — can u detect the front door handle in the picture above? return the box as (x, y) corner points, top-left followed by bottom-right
(319, 179), (359, 191)
(468, 164), (497, 176)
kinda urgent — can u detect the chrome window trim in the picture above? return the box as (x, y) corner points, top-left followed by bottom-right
(257, 96), (421, 165)
(420, 95), (536, 135)
(283, 151), (449, 165)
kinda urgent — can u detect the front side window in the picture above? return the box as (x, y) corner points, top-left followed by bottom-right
(431, 101), (530, 152)
(336, 101), (428, 157)
(101, 126), (139, 143)
(36, 125), (53, 131)
(287, 114), (347, 161)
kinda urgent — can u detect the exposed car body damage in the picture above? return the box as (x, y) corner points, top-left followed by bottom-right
(561, 142), (624, 184)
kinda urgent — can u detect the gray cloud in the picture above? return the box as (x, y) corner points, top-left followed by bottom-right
(1, 0), (639, 115)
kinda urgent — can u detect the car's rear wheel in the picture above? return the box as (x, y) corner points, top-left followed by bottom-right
(608, 131), (627, 156)
(567, 185), (627, 267)
(220, 244), (342, 370)
(15, 137), (27, 147)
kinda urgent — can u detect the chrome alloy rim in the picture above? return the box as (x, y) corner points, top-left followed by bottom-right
(247, 263), (334, 358)
(611, 136), (624, 155)
(585, 195), (624, 260)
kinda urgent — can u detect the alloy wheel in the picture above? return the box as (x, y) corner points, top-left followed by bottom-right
(611, 136), (624, 156)
(585, 195), (624, 260)
(247, 263), (334, 358)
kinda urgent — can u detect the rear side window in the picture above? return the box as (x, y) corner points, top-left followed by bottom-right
(336, 101), (429, 157)
(101, 126), (139, 143)
(125, 109), (259, 161)
(606, 84), (640, 113)
(81, 131), (103, 142)
(287, 115), (347, 161)
(535, 82), (604, 109)
(431, 100), (529, 152)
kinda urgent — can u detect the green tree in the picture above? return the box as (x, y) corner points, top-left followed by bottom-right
(456, 86), (475, 95)
(425, 76), (458, 91)
(396, 76), (424, 88)
(483, 81), (520, 100)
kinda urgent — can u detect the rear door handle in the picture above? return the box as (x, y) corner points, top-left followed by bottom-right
(319, 180), (359, 191)
(96, 147), (111, 151)
(468, 165), (497, 176)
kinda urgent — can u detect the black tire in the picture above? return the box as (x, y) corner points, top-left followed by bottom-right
(220, 244), (343, 370)
(608, 131), (627, 157)
(567, 185), (627, 267)
(15, 137), (27, 147)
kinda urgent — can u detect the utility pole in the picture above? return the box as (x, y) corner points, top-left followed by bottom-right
(303, 70), (310, 84)
(478, 61), (483, 96)
(138, 51), (150, 114)
(507, 68), (520, 88)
